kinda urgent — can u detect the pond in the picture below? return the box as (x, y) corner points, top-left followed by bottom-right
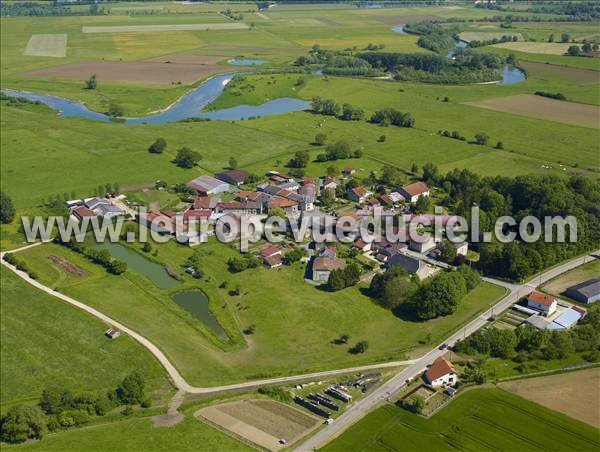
(228, 59), (266, 66)
(1, 73), (310, 124)
(171, 290), (229, 340)
(92, 242), (180, 289)
(392, 25), (407, 34)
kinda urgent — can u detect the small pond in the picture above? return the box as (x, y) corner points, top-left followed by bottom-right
(392, 25), (407, 34)
(92, 242), (180, 289)
(171, 290), (229, 340)
(228, 59), (266, 66)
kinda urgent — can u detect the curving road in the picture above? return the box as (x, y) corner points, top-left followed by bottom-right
(295, 250), (599, 451)
(2, 243), (596, 412)
(1, 243), (416, 394)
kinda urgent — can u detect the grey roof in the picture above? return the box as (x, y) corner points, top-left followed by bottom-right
(552, 308), (582, 329)
(85, 197), (111, 210)
(525, 314), (549, 329)
(387, 253), (423, 274)
(567, 279), (600, 298)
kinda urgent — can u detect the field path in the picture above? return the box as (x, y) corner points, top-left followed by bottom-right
(1, 243), (416, 394)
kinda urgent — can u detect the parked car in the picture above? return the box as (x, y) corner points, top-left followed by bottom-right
(438, 343), (448, 350)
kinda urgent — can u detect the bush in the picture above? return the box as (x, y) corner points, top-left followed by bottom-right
(0, 405), (46, 443)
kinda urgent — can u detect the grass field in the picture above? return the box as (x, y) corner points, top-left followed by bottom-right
(492, 41), (578, 55)
(12, 239), (506, 386)
(0, 267), (171, 410)
(323, 388), (600, 451)
(3, 413), (251, 451)
(500, 367), (600, 428)
(459, 31), (524, 42)
(541, 260), (600, 300)
(24, 34), (67, 58)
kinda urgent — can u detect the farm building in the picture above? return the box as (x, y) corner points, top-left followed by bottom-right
(260, 245), (282, 258)
(187, 175), (230, 195)
(565, 279), (600, 304)
(312, 248), (346, 282)
(105, 327), (120, 339)
(387, 253), (429, 280)
(527, 292), (558, 316)
(216, 169), (249, 186)
(72, 206), (96, 222)
(264, 254), (283, 268)
(409, 236), (437, 254)
(84, 197), (124, 218)
(399, 182), (430, 203)
(192, 196), (221, 210)
(424, 357), (457, 387)
(525, 306), (586, 331)
(347, 186), (371, 204)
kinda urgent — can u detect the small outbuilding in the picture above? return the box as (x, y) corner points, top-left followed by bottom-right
(105, 327), (121, 339)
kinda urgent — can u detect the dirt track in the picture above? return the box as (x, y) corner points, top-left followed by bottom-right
(500, 367), (600, 428)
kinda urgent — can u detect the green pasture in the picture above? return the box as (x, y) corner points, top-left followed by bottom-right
(0, 267), (170, 410)
(14, 239), (506, 387)
(323, 388), (600, 451)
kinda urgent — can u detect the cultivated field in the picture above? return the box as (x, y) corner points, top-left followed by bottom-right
(500, 368), (600, 428)
(82, 23), (249, 33)
(24, 34), (67, 58)
(465, 94), (600, 129)
(196, 399), (319, 450)
(492, 41), (578, 55)
(520, 61), (600, 85)
(459, 31), (523, 42)
(323, 388), (600, 451)
(541, 260), (600, 300)
(23, 55), (229, 85)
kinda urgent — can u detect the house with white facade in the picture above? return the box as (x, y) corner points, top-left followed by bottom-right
(527, 291), (558, 316)
(424, 357), (457, 387)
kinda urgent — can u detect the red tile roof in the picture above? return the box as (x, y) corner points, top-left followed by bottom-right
(264, 254), (283, 267)
(426, 357), (455, 382)
(73, 206), (95, 218)
(401, 181), (429, 197)
(528, 291), (557, 306)
(183, 209), (211, 220)
(260, 245), (281, 258)
(352, 186), (368, 198)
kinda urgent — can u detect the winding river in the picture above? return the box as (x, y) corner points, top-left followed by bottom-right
(1, 73), (310, 125)
(392, 24), (526, 85)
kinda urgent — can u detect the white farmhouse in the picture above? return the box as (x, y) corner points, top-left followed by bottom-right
(424, 357), (457, 387)
(527, 292), (558, 316)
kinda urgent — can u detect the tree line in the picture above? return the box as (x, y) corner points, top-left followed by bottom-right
(56, 238), (127, 275)
(0, 371), (148, 443)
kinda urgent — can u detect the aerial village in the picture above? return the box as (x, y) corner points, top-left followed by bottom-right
(65, 165), (595, 340)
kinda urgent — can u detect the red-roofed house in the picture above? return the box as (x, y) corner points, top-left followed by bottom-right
(260, 245), (282, 258)
(527, 292), (558, 316)
(399, 182), (430, 203)
(264, 254), (283, 269)
(193, 196), (220, 210)
(72, 206), (96, 222)
(267, 197), (299, 217)
(347, 186), (371, 204)
(343, 167), (355, 176)
(424, 357), (457, 387)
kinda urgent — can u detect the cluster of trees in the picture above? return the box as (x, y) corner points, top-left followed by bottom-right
(85, 74), (97, 90)
(221, 8), (243, 20)
(426, 167), (600, 281)
(285, 247), (306, 264)
(316, 140), (362, 162)
(404, 21), (458, 53)
(476, 1), (600, 21)
(312, 97), (366, 120)
(370, 108), (415, 128)
(227, 255), (262, 273)
(359, 50), (505, 84)
(327, 262), (361, 291)
(0, 191), (15, 224)
(56, 238), (127, 275)
(174, 147), (202, 169)
(469, 34), (519, 48)
(106, 102), (124, 118)
(439, 129), (466, 141)
(3, 253), (38, 280)
(0, 372), (147, 444)
(401, 394), (425, 414)
(184, 250), (204, 280)
(455, 305), (600, 364)
(369, 265), (480, 320)
(534, 91), (566, 101)
(288, 149), (310, 168)
(0, 2), (105, 16)
(148, 137), (167, 154)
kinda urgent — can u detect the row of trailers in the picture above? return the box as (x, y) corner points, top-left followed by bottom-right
(294, 386), (353, 419)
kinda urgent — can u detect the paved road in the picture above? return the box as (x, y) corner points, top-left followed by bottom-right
(295, 250), (599, 451)
(1, 244), (416, 394)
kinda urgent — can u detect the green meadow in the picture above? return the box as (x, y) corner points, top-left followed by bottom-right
(0, 267), (171, 411)
(12, 238), (506, 387)
(323, 388), (600, 452)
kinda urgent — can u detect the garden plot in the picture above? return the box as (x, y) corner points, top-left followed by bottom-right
(24, 34), (67, 57)
(196, 399), (319, 450)
(82, 23), (249, 33)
